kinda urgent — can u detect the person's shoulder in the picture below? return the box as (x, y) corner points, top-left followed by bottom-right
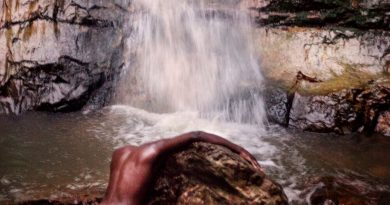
(137, 143), (160, 163)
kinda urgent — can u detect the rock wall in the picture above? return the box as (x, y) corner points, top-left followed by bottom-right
(245, 0), (390, 84)
(0, 0), (131, 114)
(242, 0), (390, 136)
(256, 28), (390, 84)
(265, 82), (390, 135)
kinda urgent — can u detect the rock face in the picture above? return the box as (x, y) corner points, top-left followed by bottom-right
(265, 77), (390, 135)
(229, 1), (390, 86)
(0, 0), (130, 114)
(244, 0), (390, 85)
(303, 176), (390, 205)
(255, 27), (390, 84)
(148, 142), (288, 205)
(245, 0), (390, 136)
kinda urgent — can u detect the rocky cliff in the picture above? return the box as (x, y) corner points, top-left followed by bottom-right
(245, 0), (390, 136)
(0, 0), (130, 114)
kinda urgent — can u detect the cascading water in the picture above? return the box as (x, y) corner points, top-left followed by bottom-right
(116, 0), (266, 125)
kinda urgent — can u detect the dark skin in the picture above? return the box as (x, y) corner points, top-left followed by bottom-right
(100, 131), (263, 205)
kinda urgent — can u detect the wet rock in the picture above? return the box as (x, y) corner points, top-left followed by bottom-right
(0, 56), (104, 113)
(303, 176), (390, 205)
(148, 142), (289, 205)
(18, 198), (102, 205)
(376, 111), (390, 137)
(264, 78), (390, 135)
(354, 85), (390, 134)
(15, 195), (103, 205)
(264, 84), (290, 126)
(288, 91), (356, 134)
(0, 0), (130, 114)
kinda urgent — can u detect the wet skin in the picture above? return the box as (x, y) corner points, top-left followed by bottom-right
(100, 131), (262, 205)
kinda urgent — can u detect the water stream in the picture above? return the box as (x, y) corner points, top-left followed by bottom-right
(115, 0), (265, 125)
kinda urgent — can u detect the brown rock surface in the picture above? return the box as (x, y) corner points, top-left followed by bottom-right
(376, 111), (390, 137)
(147, 142), (288, 205)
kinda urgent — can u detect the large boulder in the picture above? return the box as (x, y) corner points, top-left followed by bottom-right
(288, 91), (355, 134)
(264, 84), (290, 126)
(148, 142), (288, 205)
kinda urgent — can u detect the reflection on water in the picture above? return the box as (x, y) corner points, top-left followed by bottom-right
(0, 106), (389, 204)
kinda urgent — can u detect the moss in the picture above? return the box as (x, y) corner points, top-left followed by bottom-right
(264, 78), (292, 91)
(298, 64), (387, 95)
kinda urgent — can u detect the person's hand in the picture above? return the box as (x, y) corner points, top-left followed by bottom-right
(239, 150), (264, 176)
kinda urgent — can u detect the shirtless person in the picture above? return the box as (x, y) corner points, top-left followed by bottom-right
(101, 131), (262, 205)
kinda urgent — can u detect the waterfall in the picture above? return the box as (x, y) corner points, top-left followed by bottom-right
(116, 0), (266, 125)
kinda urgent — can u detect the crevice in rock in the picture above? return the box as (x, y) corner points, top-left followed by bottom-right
(255, 0), (390, 31)
(0, 13), (113, 31)
(0, 1), (115, 31)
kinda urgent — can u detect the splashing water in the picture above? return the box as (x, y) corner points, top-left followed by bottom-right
(116, 0), (265, 125)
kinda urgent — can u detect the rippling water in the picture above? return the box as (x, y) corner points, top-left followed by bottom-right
(1, 0), (389, 204)
(1, 106), (389, 204)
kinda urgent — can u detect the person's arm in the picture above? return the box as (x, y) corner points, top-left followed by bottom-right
(152, 131), (262, 172)
(195, 132), (262, 172)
